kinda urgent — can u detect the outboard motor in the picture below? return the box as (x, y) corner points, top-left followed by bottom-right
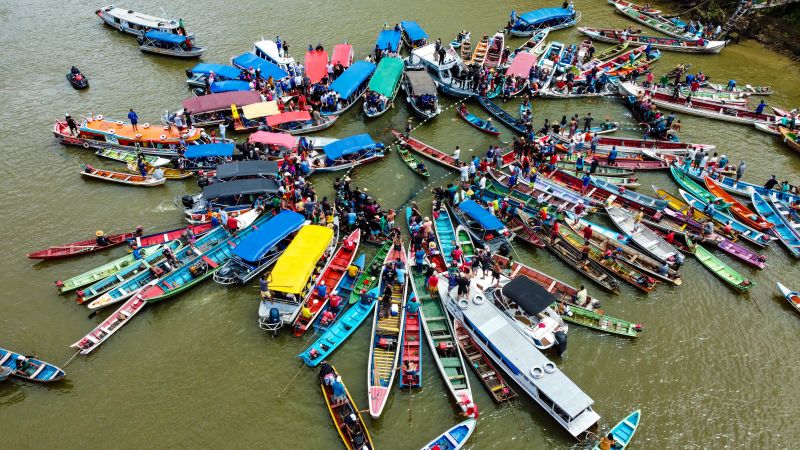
(554, 331), (568, 357)
(181, 195), (195, 208)
(498, 242), (511, 257)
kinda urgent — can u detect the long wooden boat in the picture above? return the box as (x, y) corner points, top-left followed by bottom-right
(28, 229), (139, 260)
(293, 230), (362, 336)
(675, 189), (774, 248)
(397, 143), (430, 177)
(606, 206), (680, 263)
(685, 236), (754, 292)
(609, 0), (661, 14)
(455, 225), (478, 260)
(457, 104), (500, 135)
(399, 292), (422, 388)
(493, 254), (642, 337)
(421, 419), (476, 450)
(433, 205), (460, 266)
(95, 148), (170, 166)
(566, 215), (682, 285)
(0, 349), (65, 382)
(299, 287), (378, 367)
(484, 176), (590, 217)
(504, 29), (549, 68)
(544, 170), (660, 216)
(696, 173), (800, 204)
(71, 281), (153, 354)
(652, 187), (738, 240)
(454, 320), (517, 402)
(587, 173), (640, 188)
(592, 409), (641, 450)
(669, 164), (732, 210)
(555, 159), (635, 177)
(391, 130), (460, 170)
(367, 243), (408, 418)
(612, 1), (698, 39)
(81, 165), (166, 187)
(521, 212), (621, 293)
(321, 366), (374, 450)
(470, 35), (489, 65)
(130, 223), (214, 248)
(618, 82), (781, 126)
(483, 32), (505, 69)
(776, 282), (800, 315)
(476, 96), (528, 134)
(556, 225), (658, 292)
(590, 177), (666, 209)
(125, 161), (193, 180)
(751, 191), (800, 257)
(348, 243), (391, 304)
(580, 27), (726, 53)
(605, 49), (661, 78)
(779, 126), (800, 153)
(705, 176), (774, 232)
(313, 253), (365, 333)
(507, 213), (546, 248)
(490, 168), (598, 212)
(407, 247), (474, 411)
(56, 243), (169, 293)
(561, 133), (714, 154)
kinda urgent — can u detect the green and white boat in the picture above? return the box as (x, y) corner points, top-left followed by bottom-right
(56, 244), (168, 293)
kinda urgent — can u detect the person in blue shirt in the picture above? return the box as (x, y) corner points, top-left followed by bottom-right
(128, 109), (139, 131)
(406, 295), (420, 314)
(414, 249), (426, 271)
(754, 100), (767, 115)
(131, 244), (143, 260)
(315, 281), (327, 298)
(608, 146), (618, 166)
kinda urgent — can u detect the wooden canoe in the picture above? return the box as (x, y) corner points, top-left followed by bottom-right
(81, 166), (166, 186)
(71, 283), (152, 354)
(470, 35), (489, 65)
(776, 282), (800, 315)
(454, 320), (517, 402)
(592, 409), (641, 450)
(321, 366), (374, 450)
(676, 188), (774, 248)
(56, 243), (166, 293)
(390, 130), (460, 170)
(348, 243), (391, 304)
(606, 206), (681, 263)
(669, 164), (732, 210)
(126, 161), (193, 179)
(750, 192), (800, 257)
(778, 126), (800, 153)
(28, 230), (139, 259)
(130, 223), (214, 248)
(704, 176), (774, 232)
(685, 236), (754, 292)
(0, 348), (65, 382)
(399, 292), (422, 388)
(397, 144), (430, 176)
(293, 229), (362, 336)
(421, 419), (476, 450)
(457, 105), (500, 135)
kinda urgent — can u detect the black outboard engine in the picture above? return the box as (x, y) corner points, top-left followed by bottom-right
(554, 331), (568, 357)
(181, 195), (195, 208)
(498, 242), (511, 257)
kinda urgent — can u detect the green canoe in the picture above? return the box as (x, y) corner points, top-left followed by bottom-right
(56, 244), (167, 293)
(686, 236), (754, 292)
(554, 302), (641, 338)
(348, 242), (391, 304)
(397, 145), (430, 177)
(669, 165), (731, 211)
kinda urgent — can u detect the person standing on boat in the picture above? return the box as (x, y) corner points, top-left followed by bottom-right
(177, 18), (186, 36)
(218, 120), (227, 141)
(735, 160), (746, 185)
(754, 100), (767, 115)
(128, 109), (139, 131)
(65, 113), (78, 136)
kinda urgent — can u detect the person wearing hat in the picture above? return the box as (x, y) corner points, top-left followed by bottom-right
(65, 114), (78, 136)
(95, 230), (109, 247)
(405, 118), (413, 137)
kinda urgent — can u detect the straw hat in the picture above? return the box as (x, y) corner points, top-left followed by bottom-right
(95, 230), (104, 237)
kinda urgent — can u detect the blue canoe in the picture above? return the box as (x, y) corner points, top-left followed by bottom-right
(751, 191), (800, 257)
(298, 286), (379, 367)
(312, 253), (366, 333)
(78, 240), (183, 301)
(593, 410), (641, 450)
(678, 189), (774, 248)
(85, 226), (231, 309)
(421, 419), (476, 450)
(433, 206), (459, 266)
(477, 96), (528, 134)
(457, 105), (500, 135)
(0, 348), (65, 382)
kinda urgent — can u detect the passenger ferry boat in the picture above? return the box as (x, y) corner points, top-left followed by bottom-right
(407, 44), (473, 98)
(137, 30), (205, 58)
(96, 6), (191, 37)
(53, 114), (202, 154)
(320, 61), (376, 116)
(252, 39), (296, 71)
(438, 273), (600, 439)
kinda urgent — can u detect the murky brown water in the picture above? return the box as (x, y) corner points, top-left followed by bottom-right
(1, 0), (799, 448)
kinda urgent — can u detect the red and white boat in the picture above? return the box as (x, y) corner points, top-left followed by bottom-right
(391, 130), (460, 170)
(292, 229), (361, 336)
(552, 132), (714, 154)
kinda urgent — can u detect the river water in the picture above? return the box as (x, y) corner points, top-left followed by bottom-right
(1, 0), (799, 448)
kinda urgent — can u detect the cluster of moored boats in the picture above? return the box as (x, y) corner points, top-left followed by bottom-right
(12, 0), (800, 449)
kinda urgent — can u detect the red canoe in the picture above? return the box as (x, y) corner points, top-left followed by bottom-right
(543, 170), (662, 216)
(129, 223), (214, 248)
(391, 130), (461, 170)
(292, 229), (361, 336)
(704, 176), (775, 232)
(28, 231), (139, 260)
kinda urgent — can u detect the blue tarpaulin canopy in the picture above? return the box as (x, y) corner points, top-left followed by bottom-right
(233, 211), (305, 262)
(144, 30), (187, 45)
(401, 21), (428, 41)
(189, 63), (242, 80)
(376, 29), (402, 52)
(328, 61), (375, 98)
(324, 134), (378, 160)
(231, 52), (289, 81)
(209, 80), (251, 93)
(184, 143), (235, 159)
(459, 200), (505, 231)
(517, 8), (573, 25)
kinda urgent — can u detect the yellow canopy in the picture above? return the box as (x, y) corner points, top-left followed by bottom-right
(269, 225), (334, 294)
(241, 101), (279, 120)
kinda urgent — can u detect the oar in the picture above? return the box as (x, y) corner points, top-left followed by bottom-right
(279, 361), (308, 398)
(62, 349), (81, 368)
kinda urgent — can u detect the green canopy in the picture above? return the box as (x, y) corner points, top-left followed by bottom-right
(367, 57), (404, 97)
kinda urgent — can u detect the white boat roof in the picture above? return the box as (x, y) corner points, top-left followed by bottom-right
(461, 279), (594, 419)
(101, 6), (179, 29)
(412, 43), (461, 67)
(253, 39), (296, 65)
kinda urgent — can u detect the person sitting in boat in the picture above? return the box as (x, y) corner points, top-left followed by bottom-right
(598, 433), (622, 450)
(343, 413), (364, 440)
(318, 361), (336, 385)
(95, 230), (110, 247)
(331, 375), (347, 404)
(15, 355), (31, 374)
(403, 359), (418, 382)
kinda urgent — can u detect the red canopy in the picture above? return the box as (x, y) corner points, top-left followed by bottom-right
(266, 111), (312, 126)
(506, 52), (537, 78)
(304, 50), (329, 84)
(331, 44), (353, 68)
(248, 131), (298, 148)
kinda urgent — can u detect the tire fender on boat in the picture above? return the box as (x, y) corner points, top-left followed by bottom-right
(143, 123), (150, 129)
(160, 135), (167, 140)
(96, 115), (103, 121)
(135, 134), (143, 139)
(458, 298), (469, 310)
(472, 294), (485, 305)
(116, 121), (124, 126)
(82, 142), (90, 149)
(531, 366), (544, 379)
(543, 362), (557, 374)
(108, 129), (116, 134)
